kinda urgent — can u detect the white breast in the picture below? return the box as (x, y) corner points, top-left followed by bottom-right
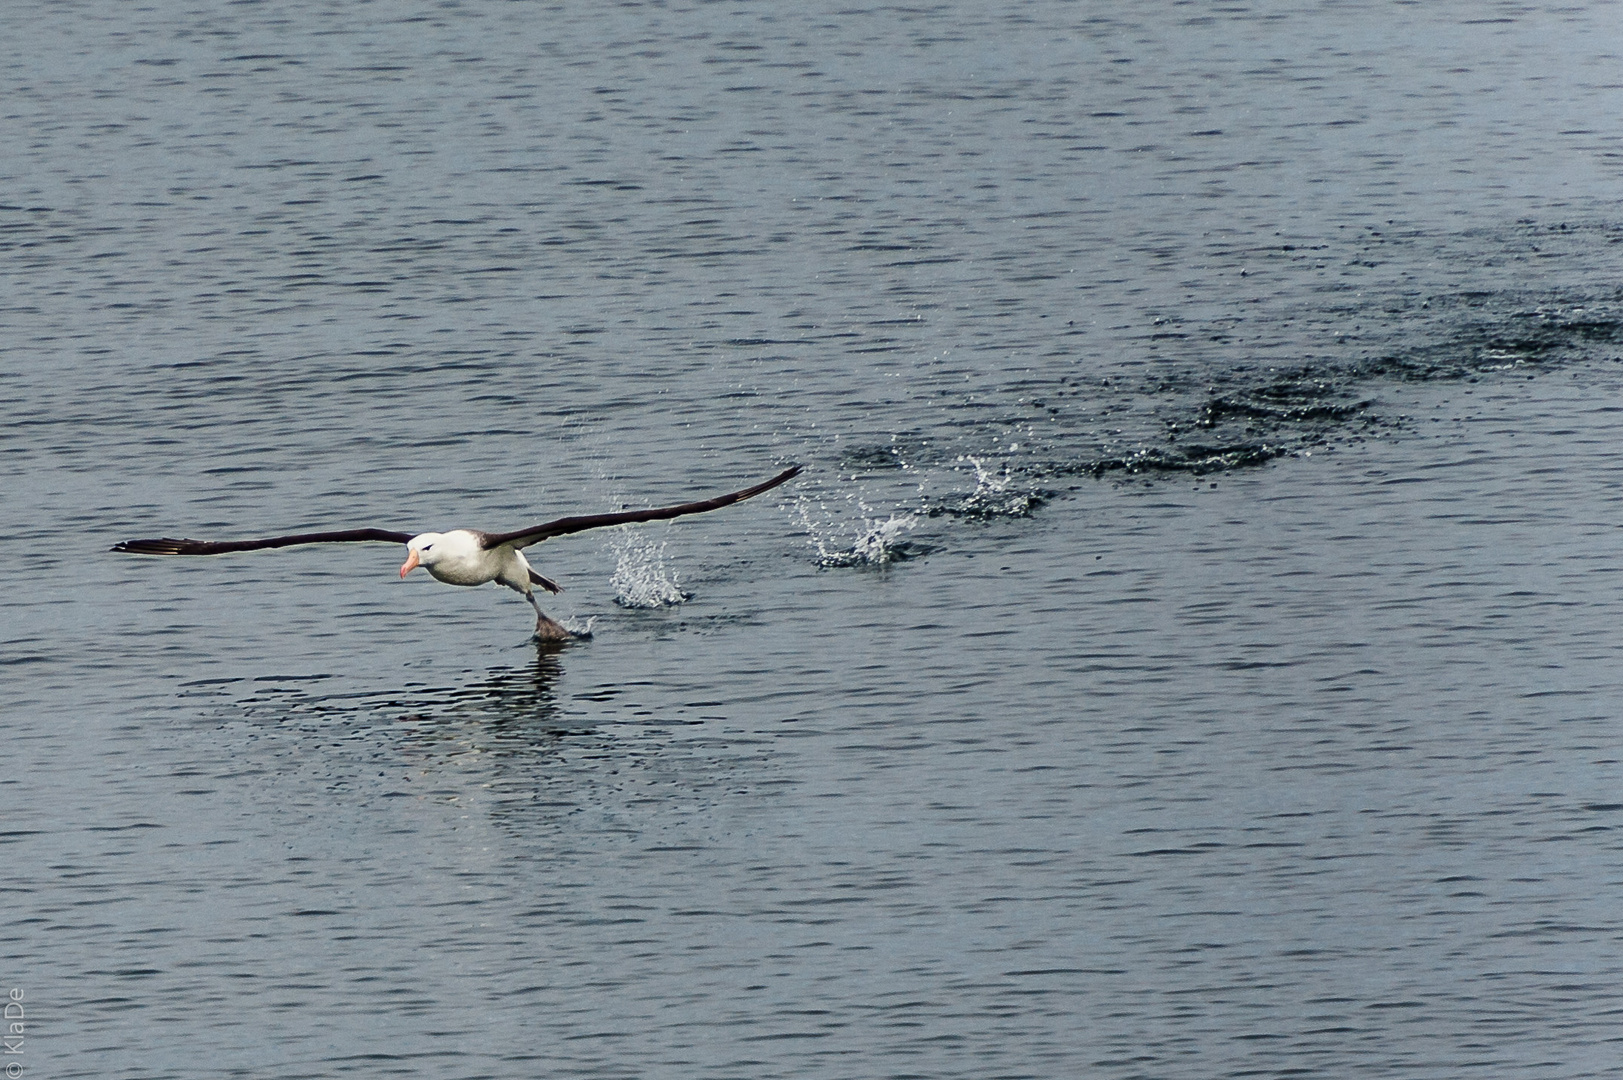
(422, 530), (503, 587)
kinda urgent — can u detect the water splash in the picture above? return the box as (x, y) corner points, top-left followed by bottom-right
(849, 511), (921, 565)
(607, 532), (690, 608)
(797, 496), (921, 567)
(556, 616), (598, 639)
(927, 455), (1042, 518)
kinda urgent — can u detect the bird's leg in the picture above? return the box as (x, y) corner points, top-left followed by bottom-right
(526, 590), (572, 642)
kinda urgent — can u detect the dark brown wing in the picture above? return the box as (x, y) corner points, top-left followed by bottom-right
(112, 527), (414, 556)
(481, 465), (802, 551)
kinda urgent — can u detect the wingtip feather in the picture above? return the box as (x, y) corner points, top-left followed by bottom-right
(113, 538), (195, 555)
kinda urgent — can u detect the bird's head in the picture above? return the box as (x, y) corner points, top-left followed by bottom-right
(400, 532), (446, 578)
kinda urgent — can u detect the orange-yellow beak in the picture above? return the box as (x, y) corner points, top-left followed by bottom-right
(399, 550), (420, 578)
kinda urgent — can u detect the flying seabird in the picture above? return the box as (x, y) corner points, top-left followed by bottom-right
(114, 465), (802, 641)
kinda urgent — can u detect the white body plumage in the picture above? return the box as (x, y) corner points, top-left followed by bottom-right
(402, 530), (532, 593)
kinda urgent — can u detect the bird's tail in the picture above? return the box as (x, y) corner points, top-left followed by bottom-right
(529, 569), (563, 594)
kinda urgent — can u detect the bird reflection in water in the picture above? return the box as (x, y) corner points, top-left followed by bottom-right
(231, 649), (735, 838)
(234, 645), (592, 770)
(390, 645), (589, 755)
(230, 645), (654, 837)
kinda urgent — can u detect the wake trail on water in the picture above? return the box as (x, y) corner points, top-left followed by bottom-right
(783, 253), (1623, 569)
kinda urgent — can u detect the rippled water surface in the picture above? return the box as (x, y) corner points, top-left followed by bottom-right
(6, 2), (1623, 1077)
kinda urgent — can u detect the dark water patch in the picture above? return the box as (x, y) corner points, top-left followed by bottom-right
(1034, 285), (1623, 492)
(1361, 307), (1623, 382)
(839, 440), (934, 471)
(924, 485), (1047, 519)
(1177, 300), (1618, 449)
(1194, 381), (1376, 429)
(608, 611), (768, 640)
(1086, 442), (1290, 478)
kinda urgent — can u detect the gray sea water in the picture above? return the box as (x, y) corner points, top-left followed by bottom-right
(6, 1), (1623, 1077)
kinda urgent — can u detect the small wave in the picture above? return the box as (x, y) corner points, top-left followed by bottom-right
(607, 532), (690, 608)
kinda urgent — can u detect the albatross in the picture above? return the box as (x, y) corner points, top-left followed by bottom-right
(113, 465), (801, 641)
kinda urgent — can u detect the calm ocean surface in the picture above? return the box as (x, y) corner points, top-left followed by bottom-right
(6, 2), (1623, 1077)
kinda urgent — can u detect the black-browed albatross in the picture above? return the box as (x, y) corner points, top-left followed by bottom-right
(114, 465), (801, 641)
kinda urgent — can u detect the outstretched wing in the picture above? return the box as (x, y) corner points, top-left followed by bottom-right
(481, 465), (802, 551)
(112, 527), (414, 556)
